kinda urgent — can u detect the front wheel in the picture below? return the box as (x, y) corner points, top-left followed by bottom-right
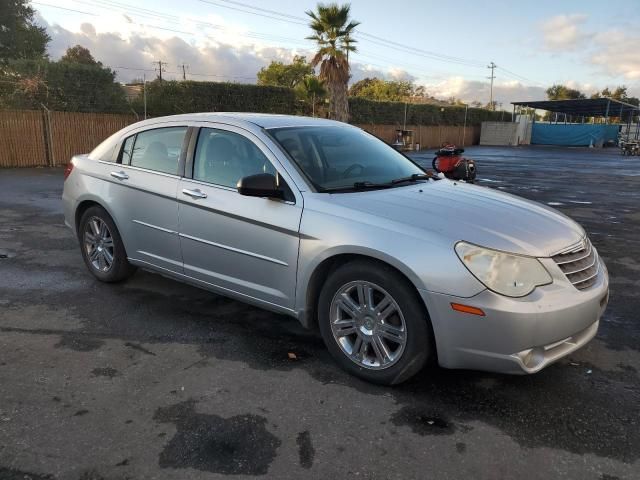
(78, 206), (136, 283)
(318, 260), (434, 385)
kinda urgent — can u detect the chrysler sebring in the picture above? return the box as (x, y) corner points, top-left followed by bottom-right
(62, 113), (609, 384)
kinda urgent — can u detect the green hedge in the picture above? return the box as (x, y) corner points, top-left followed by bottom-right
(1, 70), (510, 125)
(348, 97), (511, 126)
(135, 80), (296, 117)
(0, 59), (128, 113)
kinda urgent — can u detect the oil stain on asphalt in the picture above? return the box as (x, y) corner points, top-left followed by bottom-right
(153, 399), (281, 475)
(90, 367), (120, 378)
(296, 430), (315, 469)
(54, 334), (104, 352)
(390, 406), (455, 436)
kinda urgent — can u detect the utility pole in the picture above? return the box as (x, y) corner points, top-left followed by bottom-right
(487, 61), (496, 111)
(462, 103), (468, 146)
(153, 60), (168, 83)
(143, 73), (147, 120)
(179, 63), (188, 81)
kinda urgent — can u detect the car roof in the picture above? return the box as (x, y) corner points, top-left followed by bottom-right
(129, 113), (352, 130)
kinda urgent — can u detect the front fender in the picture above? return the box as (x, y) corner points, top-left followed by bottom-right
(294, 207), (486, 323)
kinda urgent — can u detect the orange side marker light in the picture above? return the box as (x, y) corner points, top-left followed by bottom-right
(451, 303), (485, 316)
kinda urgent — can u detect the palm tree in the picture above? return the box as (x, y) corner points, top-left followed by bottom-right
(296, 75), (327, 117)
(306, 3), (359, 122)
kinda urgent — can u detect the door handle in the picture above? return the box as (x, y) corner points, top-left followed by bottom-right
(110, 171), (129, 180)
(182, 188), (207, 199)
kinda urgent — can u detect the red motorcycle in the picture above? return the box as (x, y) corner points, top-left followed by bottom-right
(432, 143), (477, 183)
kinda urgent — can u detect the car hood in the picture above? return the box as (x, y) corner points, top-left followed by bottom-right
(322, 180), (585, 257)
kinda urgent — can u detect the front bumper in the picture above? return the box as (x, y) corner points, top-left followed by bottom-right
(421, 257), (609, 374)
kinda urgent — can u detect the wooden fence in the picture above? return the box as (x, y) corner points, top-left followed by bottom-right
(0, 110), (481, 168)
(355, 124), (481, 149)
(0, 110), (48, 167)
(0, 110), (137, 168)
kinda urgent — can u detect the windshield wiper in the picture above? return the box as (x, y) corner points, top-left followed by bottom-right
(390, 173), (434, 185)
(326, 173), (434, 193)
(352, 181), (394, 190)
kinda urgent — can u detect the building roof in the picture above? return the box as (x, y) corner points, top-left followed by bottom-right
(511, 97), (640, 118)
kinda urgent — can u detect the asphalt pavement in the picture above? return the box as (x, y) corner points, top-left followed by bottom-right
(0, 146), (638, 479)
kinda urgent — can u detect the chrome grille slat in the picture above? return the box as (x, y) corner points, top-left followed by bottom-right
(573, 262), (600, 290)
(574, 263), (600, 285)
(552, 238), (599, 291)
(553, 242), (592, 265)
(560, 250), (597, 275)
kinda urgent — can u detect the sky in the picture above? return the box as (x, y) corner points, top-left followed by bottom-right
(32, 0), (640, 107)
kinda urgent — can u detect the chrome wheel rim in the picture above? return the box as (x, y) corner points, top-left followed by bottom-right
(329, 281), (407, 370)
(83, 217), (114, 272)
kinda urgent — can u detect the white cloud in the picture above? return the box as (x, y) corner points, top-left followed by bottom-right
(591, 30), (640, 81)
(41, 16), (549, 106)
(40, 15), (423, 86)
(425, 77), (546, 106)
(43, 17), (303, 83)
(540, 14), (589, 51)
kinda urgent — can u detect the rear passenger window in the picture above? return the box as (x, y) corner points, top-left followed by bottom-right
(130, 127), (187, 175)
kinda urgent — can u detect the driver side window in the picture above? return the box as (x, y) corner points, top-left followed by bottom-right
(193, 128), (276, 188)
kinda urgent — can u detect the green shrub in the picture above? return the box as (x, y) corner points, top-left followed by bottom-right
(134, 80), (296, 116)
(348, 97), (511, 125)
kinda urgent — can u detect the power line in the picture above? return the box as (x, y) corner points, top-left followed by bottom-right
(35, 0), (543, 94)
(198, 0), (307, 25)
(31, 1), (98, 16)
(61, 0), (488, 74)
(205, 0), (487, 68)
(207, 0), (544, 85)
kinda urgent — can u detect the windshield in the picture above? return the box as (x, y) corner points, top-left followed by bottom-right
(268, 126), (425, 191)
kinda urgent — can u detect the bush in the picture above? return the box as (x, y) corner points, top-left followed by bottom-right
(134, 80), (296, 116)
(348, 97), (511, 125)
(0, 59), (128, 113)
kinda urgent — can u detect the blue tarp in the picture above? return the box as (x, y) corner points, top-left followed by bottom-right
(531, 124), (620, 146)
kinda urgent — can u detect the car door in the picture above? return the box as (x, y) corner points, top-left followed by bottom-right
(177, 124), (303, 310)
(106, 124), (189, 274)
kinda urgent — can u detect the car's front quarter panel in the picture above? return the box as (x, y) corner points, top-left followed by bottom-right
(295, 192), (487, 322)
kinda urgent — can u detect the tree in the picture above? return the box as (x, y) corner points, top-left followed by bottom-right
(306, 3), (359, 122)
(256, 55), (313, 88)
(0, 59), (128, 113)
(348, 77), (376, 97)
(348, 77), (414, 102)
(296, 75), (326, 116)
(591, 85), (639, 106)
(546, 84), (586, 100)
(0, 0), (50, 62)
(61, 45), (101, 66)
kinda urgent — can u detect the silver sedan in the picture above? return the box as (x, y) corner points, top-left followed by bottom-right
(62, 113), (609, 384)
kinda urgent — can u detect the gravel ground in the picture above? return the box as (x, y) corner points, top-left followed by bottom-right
(0, 145), (638, 480)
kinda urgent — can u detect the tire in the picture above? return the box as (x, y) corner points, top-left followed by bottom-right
(318, 260), (434, 385)
(78, 205), (136, 283)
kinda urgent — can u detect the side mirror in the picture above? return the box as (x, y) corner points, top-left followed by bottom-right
(237, 173), (285, 199)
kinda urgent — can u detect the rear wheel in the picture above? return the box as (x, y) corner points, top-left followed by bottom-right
(318, 260), (433, 385)
(78, 206), (136, 282)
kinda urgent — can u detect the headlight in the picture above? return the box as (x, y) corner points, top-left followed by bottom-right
(455, 242), (552, 297)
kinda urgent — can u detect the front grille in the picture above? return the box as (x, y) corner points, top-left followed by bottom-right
(552, 238), (599, 290)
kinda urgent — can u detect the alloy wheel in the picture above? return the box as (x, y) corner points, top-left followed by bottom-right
(329, 280), (407, 370)
(83, 217), (115, 272)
